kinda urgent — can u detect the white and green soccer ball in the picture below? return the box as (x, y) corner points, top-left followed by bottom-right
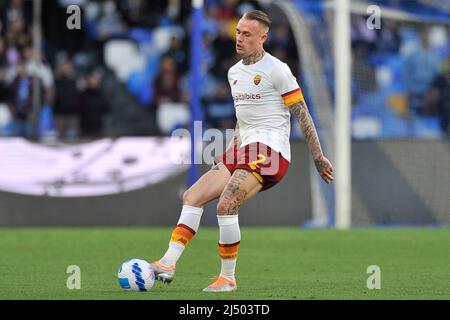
(118, 259), (155, 292)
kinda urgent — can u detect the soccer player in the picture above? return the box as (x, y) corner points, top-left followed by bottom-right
(150, 10), (334, 292)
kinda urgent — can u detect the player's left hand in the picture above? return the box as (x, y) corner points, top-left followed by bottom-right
(314, 155), (334, 184)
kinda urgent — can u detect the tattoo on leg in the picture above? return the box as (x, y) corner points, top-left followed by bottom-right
(219, 170), (249, 215)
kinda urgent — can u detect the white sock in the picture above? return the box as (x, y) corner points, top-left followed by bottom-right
(217, 215), (240, 282)
(160, 205), (203, 266)
(220, 259), (238, 282)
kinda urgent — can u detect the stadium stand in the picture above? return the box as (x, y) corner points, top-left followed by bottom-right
(0, 0), (448, 140)
(0, 0), (300, 138)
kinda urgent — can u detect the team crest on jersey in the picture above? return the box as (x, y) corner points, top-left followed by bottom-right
(232, 79), (237, 85)
(253, 74), (262, 85)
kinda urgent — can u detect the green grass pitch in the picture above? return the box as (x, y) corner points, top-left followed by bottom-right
(0, 227), (449, 300)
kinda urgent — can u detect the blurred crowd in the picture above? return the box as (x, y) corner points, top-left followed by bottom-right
(0, 0), (111, 139)
(350, 12), (450, 137)
(0, 0), (298, 139)
(0, 0), (448, 140)
(0, 0), (298, 138)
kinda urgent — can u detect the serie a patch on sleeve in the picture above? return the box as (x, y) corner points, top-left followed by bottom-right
(281, 88), (304, 106)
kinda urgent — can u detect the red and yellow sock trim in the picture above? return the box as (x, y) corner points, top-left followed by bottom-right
(218, 241), (240, 260)
(170, 224), (196, 247)
(281, 88), (304, 106)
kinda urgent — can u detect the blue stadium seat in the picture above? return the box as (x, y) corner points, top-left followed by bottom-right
(158, 16), (174, 27)
(126, 54), (160, 106)
(38, 105), (55, 136)
(386, 54), (406, 92)
(128, 28), (152, 45)
(415, 116), (442, 138)
(146, 54), (160, 78)
(380, 112), (411, 138)
(127, 70), (153, 106)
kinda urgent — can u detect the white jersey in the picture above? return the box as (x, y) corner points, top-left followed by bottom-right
(228, 52), (304, 162)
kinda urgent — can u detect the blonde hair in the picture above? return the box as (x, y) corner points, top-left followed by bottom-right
(243, 10), (271, 30)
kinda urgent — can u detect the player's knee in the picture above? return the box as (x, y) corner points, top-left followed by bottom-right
(182, 189), (201, 207)
(182, 189), (194, 205)
(217, 199), (234, 216)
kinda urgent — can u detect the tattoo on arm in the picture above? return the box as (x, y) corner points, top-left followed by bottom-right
(289, 101), (324, 163)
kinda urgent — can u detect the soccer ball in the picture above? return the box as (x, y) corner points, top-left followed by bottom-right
(117, 258), (156, 292)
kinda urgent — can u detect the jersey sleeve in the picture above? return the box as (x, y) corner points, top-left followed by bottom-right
(272, 63), (305, 107)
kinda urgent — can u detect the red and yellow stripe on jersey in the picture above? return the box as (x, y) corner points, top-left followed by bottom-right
(281, 88), (304, 107)
(218, 241), (240, 260)
(170, 224), (196, 247)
